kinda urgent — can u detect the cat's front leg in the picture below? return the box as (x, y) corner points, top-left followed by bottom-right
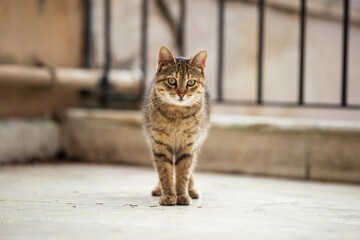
(175, 147), (196, 205)
(152, 142), (176, 206)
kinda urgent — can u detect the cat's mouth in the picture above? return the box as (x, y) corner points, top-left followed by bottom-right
(169, 98), (187, 106)
(166, 95), (192, 106)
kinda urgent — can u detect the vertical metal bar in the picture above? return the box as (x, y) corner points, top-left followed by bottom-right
(341, 0), (350, 107)
(140, 0), (148, 98)
(84, 0), (92, 68)
(257, 0), (265, 105)
(298, 0), (306, 105)
(103, 0), (111, 74)
(217, 0), (225, 102)
(100, 0), (111, 107)
(179, 0), (186, 56)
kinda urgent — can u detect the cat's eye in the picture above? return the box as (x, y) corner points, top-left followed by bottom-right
(168, 77), (177, 85)
(187, 79), (196, 86)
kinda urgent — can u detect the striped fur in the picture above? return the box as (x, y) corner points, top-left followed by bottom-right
(143, 47), (211, 206)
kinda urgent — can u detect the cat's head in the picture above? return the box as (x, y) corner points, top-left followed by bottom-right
(154, 46), (207, 106)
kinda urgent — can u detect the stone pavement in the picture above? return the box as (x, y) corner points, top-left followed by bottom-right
(0, 164), (359, 240)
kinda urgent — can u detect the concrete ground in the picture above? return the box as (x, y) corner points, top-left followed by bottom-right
(0, 164), (359, 240)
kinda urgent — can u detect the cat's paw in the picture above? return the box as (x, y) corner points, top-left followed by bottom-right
(159, 195), (177, 206)
(176, 194), (191, 205)
(188, 189), (200, 199)
(151, 185), (162, 196)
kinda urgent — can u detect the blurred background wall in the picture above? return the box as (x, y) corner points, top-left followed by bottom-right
(0, 0), (84, 117)
(0, 0), (84, 66)
(0, 0), (360, 120)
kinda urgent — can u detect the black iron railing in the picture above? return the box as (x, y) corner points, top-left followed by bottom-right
(88, 0), (359, 109)
(257, 0), (265, 105)
(342, 0), (350, 107)
(99, 0), (111, 107)
(299, 0), (306, 106)
(217, 0), (225, 102)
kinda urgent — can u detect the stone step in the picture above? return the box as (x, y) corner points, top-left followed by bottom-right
(63, 108), (360, 183)
(0, 119), (61, 164)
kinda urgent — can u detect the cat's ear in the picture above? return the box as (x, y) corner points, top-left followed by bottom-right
(157, 46), (176, 71)
(190, 50), (207, 70)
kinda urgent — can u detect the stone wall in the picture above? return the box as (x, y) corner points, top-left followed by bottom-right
(0, 0), (84, 67)
(0, 119), (61, 164)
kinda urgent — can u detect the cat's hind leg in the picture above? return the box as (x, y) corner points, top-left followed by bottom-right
(151, 182), (162, 196)
(188, 174), (200, 199)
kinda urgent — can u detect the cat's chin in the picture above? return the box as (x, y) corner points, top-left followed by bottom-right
(168, 99), (192, 107)
(171, 101), (187, 106)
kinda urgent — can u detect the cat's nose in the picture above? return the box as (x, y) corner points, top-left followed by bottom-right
(178, 93), (185, 100)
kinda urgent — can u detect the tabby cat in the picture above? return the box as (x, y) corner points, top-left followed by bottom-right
(143, 46), (211, 206)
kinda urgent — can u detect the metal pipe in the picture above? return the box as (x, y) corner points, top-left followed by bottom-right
(0, 65), (142, 94)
